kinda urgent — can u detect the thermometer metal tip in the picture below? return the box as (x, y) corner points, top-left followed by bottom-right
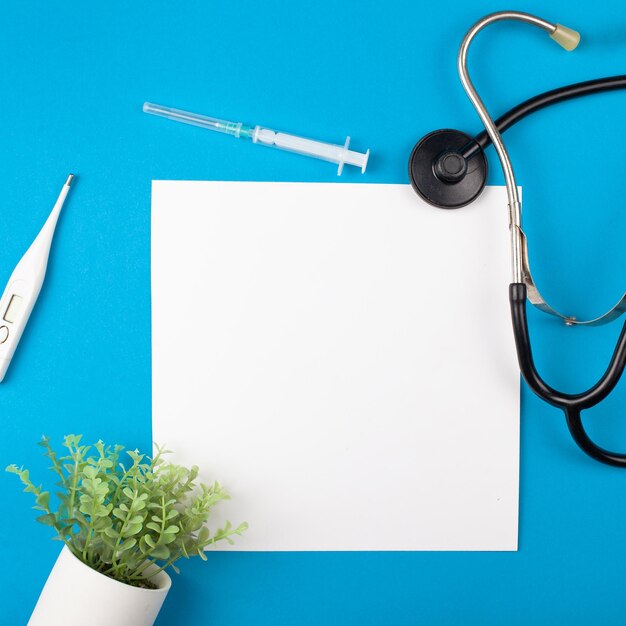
(0, 176), (75, 382)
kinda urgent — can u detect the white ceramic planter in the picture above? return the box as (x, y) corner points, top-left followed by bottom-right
(28, 546), (171, 626)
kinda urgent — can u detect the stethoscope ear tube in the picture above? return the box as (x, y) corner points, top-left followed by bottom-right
(510, 283), (626, 467)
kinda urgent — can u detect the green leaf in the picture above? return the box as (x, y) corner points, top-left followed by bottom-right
(120, 538), (137, 552)
(122, 487), (135, 499)
(36, 491), (50, 509)
(36, 513), (57, 527)
(95, 515), (113, 530)
(112, 508), (127, 521)
(83, 465), (97, 479)
(123, 523), (143, 537)
(104, 526), (119, 539)
(150, 544), (170, 560)
(132, 499), (147, 511)
(64, 434), (83, 447)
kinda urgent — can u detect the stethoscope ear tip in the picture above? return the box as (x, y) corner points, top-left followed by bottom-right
(409, 129), (487, 209)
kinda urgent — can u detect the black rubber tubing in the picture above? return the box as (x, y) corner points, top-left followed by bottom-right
(462, 75), (626, 161)
(510, 283), (626, 467)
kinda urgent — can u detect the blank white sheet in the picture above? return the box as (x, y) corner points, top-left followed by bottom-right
(151, 181), (519, 551)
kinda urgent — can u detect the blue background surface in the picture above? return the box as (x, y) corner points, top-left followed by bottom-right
(2, 1), (626, 624)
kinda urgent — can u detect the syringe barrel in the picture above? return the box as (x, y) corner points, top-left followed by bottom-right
(253, 127), (369, 174)
(143, 102), (252, 138)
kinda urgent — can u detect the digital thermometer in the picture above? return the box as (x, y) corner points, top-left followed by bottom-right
(0, 175), (75, 382)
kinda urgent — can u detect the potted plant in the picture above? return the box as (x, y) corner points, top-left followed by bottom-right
(7, 434), (247, 626)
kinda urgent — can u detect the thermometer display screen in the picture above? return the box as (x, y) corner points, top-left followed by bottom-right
(4, 295), (23, 323)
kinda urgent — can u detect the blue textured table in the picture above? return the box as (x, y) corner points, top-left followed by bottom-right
(3, 1), (626, 624)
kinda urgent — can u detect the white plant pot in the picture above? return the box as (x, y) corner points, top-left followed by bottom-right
(28, 546), (171, 626)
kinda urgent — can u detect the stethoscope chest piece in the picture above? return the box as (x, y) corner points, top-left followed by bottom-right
(408, 129), (487, 209)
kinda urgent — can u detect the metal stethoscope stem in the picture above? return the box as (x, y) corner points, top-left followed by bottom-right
(455, 13), (626, 327)
(458, 12), (562, 284)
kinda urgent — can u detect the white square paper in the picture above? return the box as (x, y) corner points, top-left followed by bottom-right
(151, 181), (519, 551)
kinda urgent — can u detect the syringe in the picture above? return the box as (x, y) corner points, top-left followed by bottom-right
(143, 102), (369, 175)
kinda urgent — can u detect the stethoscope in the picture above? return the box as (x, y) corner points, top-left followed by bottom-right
(409, 10), (626, 467)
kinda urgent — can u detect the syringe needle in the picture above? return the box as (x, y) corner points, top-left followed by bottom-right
(143, 103), (252, 138)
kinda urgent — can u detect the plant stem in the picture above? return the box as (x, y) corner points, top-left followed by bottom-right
(104, 490), (138, 578)
(41, 439), (66, 483)
(111, 464), (135, 508)
(129, 494), (167, 580)
(81, 518), (96, 564)
(67, 442), (81, 525)
(129, 553), (180, 581)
